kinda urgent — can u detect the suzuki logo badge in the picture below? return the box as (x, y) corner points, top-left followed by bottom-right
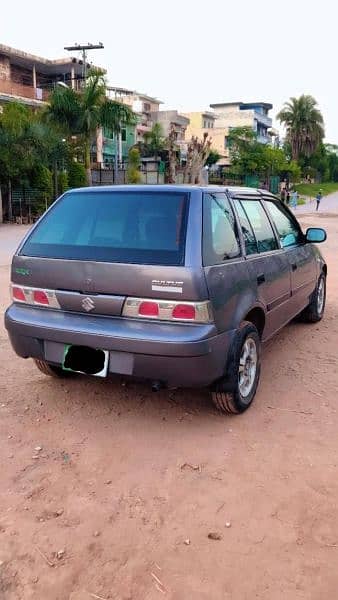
(82, 296), (95, 312)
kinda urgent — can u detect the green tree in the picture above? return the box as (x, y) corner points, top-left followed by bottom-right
(277, 95), (324, 161)
(47, 70), (136, 184)
(227, 126), (301, 183)
(0, 102), (56, 218)
(68, 161), (87, 188)
(205, 149), (221, 167)
(227, 127), (266, 175)
(143, 123), (166, 159)
(326, 145), (338, 181)
(126, 148), (142, 183)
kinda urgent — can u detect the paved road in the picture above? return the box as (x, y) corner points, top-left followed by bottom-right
(292, 190), (338, 215)
(0, 224), (30, 266)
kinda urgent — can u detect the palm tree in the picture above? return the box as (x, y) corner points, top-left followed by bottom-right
(47, 70), (136, 184)
(277, 95), (324, 161)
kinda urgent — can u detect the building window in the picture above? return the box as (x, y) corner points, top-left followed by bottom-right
(203, 120), (207, 128)
(143, 102), (151, 112)
(121, 128), (127, 142)
(224, 136), (228, 149)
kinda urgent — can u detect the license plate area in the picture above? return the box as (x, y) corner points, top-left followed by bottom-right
(63, 345), (109, 377)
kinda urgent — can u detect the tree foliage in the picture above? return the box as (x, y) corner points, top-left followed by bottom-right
(126, 148), (142, 184)
(0, 103), (47, 185)
(68, 161), (87, 188)
(143, 123), (166, 158)
(277, 95), (324, 161)
(227, 126), (301, 181)
(206, 149), (222, 167)
(47, 70), (136, 184)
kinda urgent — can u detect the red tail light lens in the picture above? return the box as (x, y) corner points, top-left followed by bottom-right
(123, 298), (212, 323)
(172, 304), (196, 320)
(139, 301), (159, 317)
(33, 290), (49, 305)
(12, 286), (26, 302)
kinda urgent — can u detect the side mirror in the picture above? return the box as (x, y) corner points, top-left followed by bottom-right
(306, 227), (327, 243)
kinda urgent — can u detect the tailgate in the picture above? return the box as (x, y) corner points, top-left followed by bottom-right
(11, 256), (209, 316)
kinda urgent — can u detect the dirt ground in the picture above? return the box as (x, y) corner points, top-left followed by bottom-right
(0, 213), (338, 600)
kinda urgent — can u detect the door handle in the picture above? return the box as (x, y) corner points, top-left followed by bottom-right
(257, 274), (265, 285)
(292, 263), (298, 271)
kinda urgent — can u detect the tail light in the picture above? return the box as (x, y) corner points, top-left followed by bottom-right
(139, 301), (159, 317)
(10, 284), (60, 309)
(12, 286), (27, 302)
(33, 290), (49, 305)
(123, 298), (212, 323)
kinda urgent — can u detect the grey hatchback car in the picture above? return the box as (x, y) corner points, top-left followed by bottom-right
(5, 185), (327, 414)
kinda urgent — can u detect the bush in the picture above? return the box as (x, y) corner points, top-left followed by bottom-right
(58, 170), (69, 194)
(32, 165), (53, 198)
(68, 161), (87, 188)
(126, 148), (142, 184)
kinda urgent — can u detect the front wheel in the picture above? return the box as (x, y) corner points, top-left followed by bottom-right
(300, 273), (326, 323)
(212, 322), (261, 414)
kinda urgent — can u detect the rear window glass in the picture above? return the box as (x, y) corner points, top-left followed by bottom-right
(20, 191), (189, 265)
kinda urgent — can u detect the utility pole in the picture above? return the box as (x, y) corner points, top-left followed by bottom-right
(64, 42), (104, 82)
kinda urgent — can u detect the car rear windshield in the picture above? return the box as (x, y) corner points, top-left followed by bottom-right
(20, 191), (189, 265)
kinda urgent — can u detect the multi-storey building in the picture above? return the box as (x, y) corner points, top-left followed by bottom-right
(209, 101), (273, 165)
(0, 43), (94, 107)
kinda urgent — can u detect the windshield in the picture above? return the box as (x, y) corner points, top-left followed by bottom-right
(20, 191), (189, 266)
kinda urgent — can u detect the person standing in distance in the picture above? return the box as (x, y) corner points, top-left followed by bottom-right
(316, 190), (322, 211)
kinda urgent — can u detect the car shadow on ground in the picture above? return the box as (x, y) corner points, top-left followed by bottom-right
(29, 318), (309, 425)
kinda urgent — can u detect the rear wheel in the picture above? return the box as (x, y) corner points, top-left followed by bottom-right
(300, 273), (326, 323)
(34, 359), (68, 378)
(212, 322), (261, 414)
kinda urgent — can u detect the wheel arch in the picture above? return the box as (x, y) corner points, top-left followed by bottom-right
(243, 306), (266, 339)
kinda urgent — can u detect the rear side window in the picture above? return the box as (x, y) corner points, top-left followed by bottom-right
(234, 201), (258, 255)
(240, 200), (278, 253)
(264, 199), (302, 248)
(20, 191), (188, 265)
(203, 192), (241, 265)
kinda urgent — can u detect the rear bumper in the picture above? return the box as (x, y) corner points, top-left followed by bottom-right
(5, 305), (235, 387)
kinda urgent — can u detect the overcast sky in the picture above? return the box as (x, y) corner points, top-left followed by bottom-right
(2, 0), (336, 141)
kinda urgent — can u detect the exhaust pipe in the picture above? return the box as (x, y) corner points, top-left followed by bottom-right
(151, 380), (163, 392)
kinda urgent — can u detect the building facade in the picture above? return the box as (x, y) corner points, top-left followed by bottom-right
(0, 43), (95, 108)
(209, 101), (273, 166)
(107, 87), (162, 143)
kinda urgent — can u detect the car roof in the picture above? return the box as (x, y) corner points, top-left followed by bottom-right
(65, 184), (276, 198)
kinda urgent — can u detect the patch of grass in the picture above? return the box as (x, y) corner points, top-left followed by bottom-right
(294, 182), (338, 197)
(297, 197), (306, 205)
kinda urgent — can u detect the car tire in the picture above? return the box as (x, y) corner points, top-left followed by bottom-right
(299, 272), (326, 323)
(34, 359), (68, 378)
(212, 322), (261, 414)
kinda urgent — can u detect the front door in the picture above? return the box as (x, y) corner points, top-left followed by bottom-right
(263, 198), (317, 314)
(234, 198), (292, 339)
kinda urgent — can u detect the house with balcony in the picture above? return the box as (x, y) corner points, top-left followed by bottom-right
(151, 110), (190, 157)
(107, 87), (162, 143)
(0, 43), (99, 108)
(184, 111), (217, 133)
(207, 101), (274, 166)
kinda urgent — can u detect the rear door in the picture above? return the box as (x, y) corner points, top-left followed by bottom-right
(233, 197), (292, 339)
(202, 191), (251, 332)
(263, 198), (317, 314)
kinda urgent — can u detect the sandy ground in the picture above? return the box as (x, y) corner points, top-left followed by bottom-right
(0, 207), (338, 600)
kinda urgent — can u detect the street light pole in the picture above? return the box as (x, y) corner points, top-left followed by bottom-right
(64, 42), (104, 83)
